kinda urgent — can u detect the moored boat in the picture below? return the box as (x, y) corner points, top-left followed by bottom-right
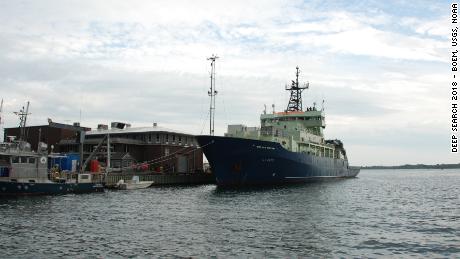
(0, 102), (104, 195)
(0, 141), (104, 195)
(196, 67), (359, 186)
(115, 176), (153, 190)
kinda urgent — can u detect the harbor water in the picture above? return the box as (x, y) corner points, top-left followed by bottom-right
(0, 169), (459, 258)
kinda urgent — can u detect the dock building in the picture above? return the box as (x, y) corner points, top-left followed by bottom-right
(5, 121), (204, 174)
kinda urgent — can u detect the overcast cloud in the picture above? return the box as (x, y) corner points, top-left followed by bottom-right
(0, 0), (454, 165)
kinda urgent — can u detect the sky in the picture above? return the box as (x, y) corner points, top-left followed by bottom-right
(0, 0), (454, 166)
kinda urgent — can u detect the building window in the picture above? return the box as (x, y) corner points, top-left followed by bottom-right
(12, 157), (19, 163)
(172, 135), (176, 143)
(156, 133), (160, 143)
(178, 136), (182, 144)
(166, 134), (169, 143)
(28, 157), (36, 164)
(148, 134), (152, 142)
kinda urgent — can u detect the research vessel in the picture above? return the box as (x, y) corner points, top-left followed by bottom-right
(196, 67), (359, 186)
(0, 102), (104, 195)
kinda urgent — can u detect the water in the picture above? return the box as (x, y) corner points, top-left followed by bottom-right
(1, 169), (459, 258)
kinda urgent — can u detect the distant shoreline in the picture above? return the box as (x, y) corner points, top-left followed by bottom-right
(360, 164), (460, 170)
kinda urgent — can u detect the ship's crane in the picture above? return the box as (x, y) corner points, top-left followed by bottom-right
(47, 119), (113, 173)
(47, 119), (95, 172)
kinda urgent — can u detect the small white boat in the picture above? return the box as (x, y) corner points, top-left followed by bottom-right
(116, 176), (153, 190)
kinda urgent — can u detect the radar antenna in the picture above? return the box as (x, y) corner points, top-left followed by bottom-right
(207, 54), (219, 136)
(13, 101), (31, 141)
(285, 66), (309, 111)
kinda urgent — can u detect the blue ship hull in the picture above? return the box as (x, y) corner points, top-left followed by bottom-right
(0, 181), (104, 196)
(196, 135), (359, 186)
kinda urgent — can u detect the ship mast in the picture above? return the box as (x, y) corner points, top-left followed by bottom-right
(0, 99), (3, 126)
(285, 66), (309, 111)
(13, 101), (30, 141)
(0, 99), (3, 141)
(207, 54), (219, 136)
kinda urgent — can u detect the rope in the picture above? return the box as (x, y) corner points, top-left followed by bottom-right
(118, 141), (214, 170)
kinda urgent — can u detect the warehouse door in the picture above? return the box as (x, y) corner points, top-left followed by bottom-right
(177, 155), (187, 173)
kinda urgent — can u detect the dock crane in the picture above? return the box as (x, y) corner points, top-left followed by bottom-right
(47, 119), (110, 173)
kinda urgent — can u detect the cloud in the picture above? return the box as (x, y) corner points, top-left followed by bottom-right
(0, 0), (454, 165)
(401, 17), (447, 38)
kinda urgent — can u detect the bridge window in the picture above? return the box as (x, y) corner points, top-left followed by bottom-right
(114, 161), (121, 168)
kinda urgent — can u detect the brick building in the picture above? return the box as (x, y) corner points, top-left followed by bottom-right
(59, 122), (203, 173)
(3, 122), (89, 153)
(5, 122), (204, 173)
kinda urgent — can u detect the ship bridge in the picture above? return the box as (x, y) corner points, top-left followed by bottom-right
(224, 67), (343, 159)
(260, 110), (325, 131)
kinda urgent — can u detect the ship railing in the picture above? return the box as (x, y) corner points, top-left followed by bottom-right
(0, 143), (20, 153)
(260, 126), (275, 136)
(90, 173), (105, 184)
(47, 171), (105, 184)
(48, 171), (75, 183)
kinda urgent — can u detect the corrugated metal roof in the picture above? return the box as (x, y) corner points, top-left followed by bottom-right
(86, 126), (192, 136)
